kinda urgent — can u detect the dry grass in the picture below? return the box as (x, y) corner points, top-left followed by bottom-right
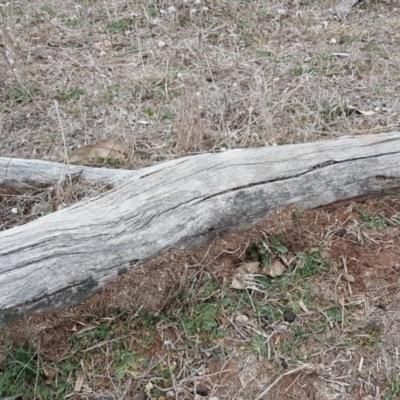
(1, 1), (400, 399)
(0, 0), (399, 164)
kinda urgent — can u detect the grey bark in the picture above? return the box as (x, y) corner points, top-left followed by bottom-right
(332, 0), (362, 18)
(1, 132), (400, 328)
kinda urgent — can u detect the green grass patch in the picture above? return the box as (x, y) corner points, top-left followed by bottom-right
(0, 344), (71, 399)
(357, 208), (387, 230)
(9, 86), (39, 103)
(105, 20), (126, 34)
(249, 235), (288, 268)
(385, 379), (400, 400)
(58, 88), (85, 102)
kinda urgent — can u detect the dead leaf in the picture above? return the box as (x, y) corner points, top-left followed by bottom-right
(74, 371), (85, 392)
(343, 273), (355, 282)
(94, 140), (130, 156)
(69, 140), (130, 164)
(263, 259), (285, 277)
(231, 276), (245, 290)
(236, 261), (260, 274)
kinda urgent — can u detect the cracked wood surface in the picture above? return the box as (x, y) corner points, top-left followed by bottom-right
(1, 132), (400, 327)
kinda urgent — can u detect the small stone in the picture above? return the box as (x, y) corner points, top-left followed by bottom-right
(165, 391), (175, 399)
(196, 385), (208, 396)
(283, 311), (296, 323)
(366, 320), (380, 331)
(335, 228), (347, 237)
(234, 314), (249, 325)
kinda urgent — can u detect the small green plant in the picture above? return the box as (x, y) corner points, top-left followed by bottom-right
(10, 86), (38, 103)
(357, 209), (387, 230)
(326, 306), (343, 323)
(255, 49), (271, 58)
(68, 107), (81, 118)
(105, 84), (121, 104)
(58, 88), (85, 102)
(249, 236), (288, 267)
(62, 17), (84, 28)
(294, 66), (304, 76)
(165, 280), (225, 339)
(292, 208), (305, 221)
(384, 379), (400, 400)
(97, 157), (122, 167)
(169, 65), (186, 77)
(183, 303), (219, 333)
(40, 5), (56, 15)
(114, 350), (141, 379)
(144, 107), (154, 117)
(147, 5), (158, 18)
(279, 326), (309, 357)
(249, 333), (268, 357)
(295, 250), (330, 278)
(362, 43), (380, 52)
(257, 305), (281, 323)
(71, 324), (110, 347)
(0, 344), (68, 399)
(0, 140), (9, 150)
(339, 35), (357, 45)
(161, 110), (175, 120)
(105, 20), (125, 34)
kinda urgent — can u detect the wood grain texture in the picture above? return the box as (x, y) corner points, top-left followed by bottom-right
(332, 0), (361, 18)
(1, 132), (400, 327)
(0, 157), (185, 188)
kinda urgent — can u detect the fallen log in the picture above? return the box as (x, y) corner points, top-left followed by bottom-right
(1, 132), (400, 328)
(332, 0), (362, 18)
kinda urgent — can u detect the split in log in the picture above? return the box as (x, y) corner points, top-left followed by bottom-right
(1, 132), (400, 328)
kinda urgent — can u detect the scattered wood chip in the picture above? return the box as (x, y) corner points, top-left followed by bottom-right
(344, 105), (376, 117)
(74, 371), (85, 392)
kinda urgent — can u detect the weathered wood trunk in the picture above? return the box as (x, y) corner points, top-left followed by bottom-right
(1, 132), (400, 328)
(332, 0), (361, 18)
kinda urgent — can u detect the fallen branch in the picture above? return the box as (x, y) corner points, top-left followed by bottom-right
(1, 132), (400, 328)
